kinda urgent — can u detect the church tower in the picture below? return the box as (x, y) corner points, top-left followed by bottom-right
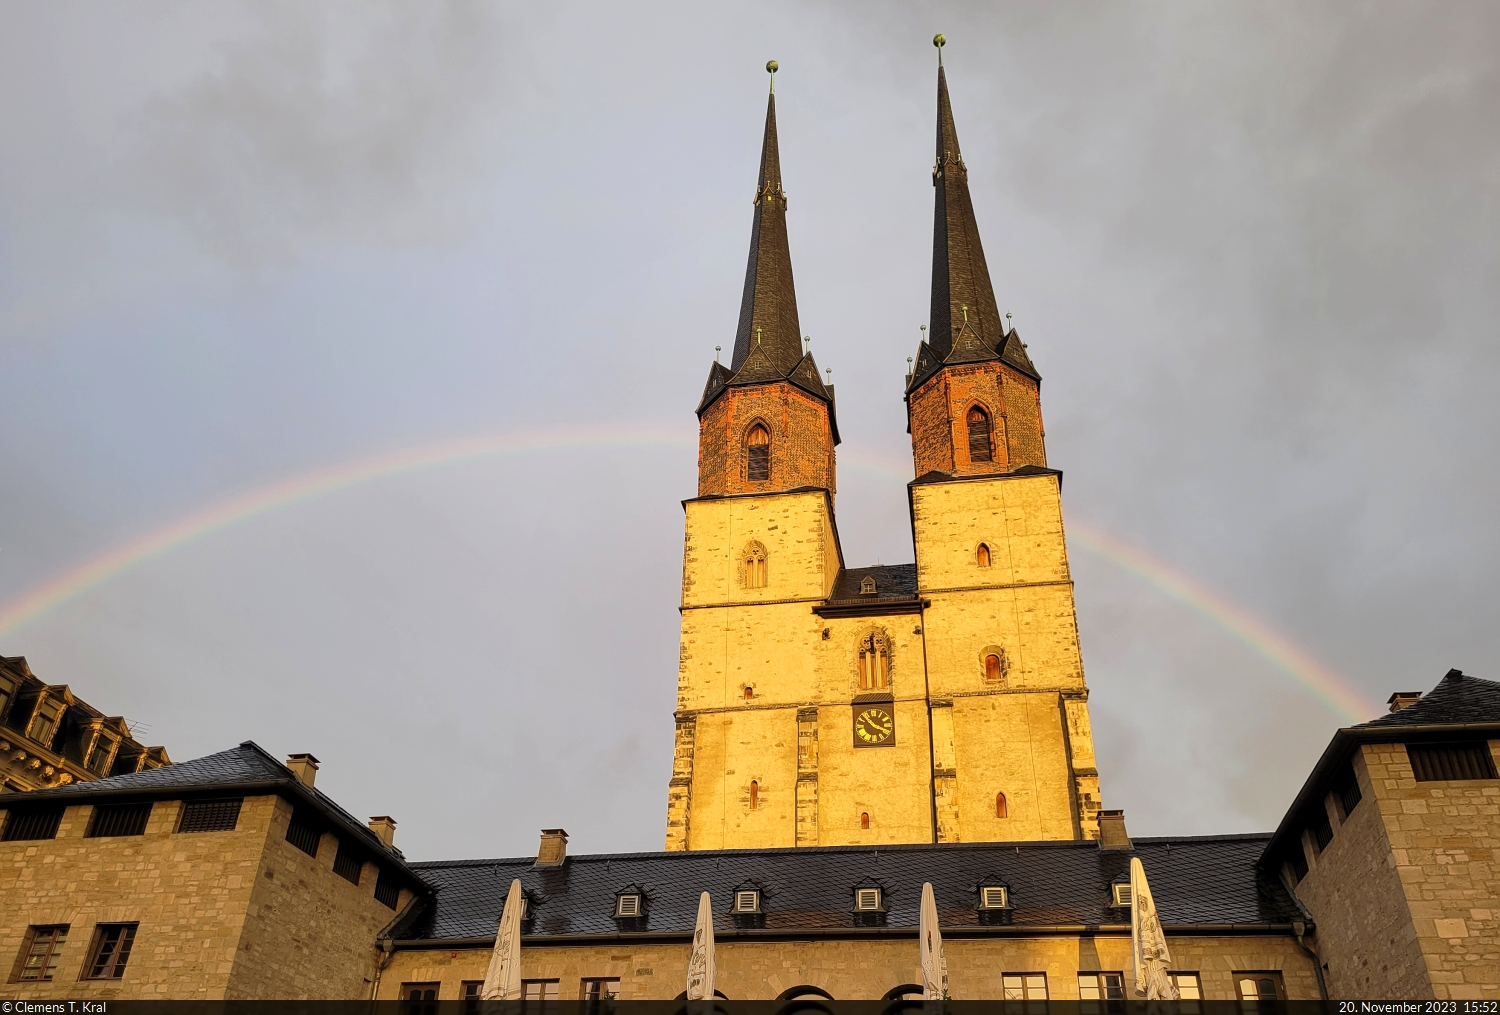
(904, 51), (1102, 843)
(667, 57), (1102, 852)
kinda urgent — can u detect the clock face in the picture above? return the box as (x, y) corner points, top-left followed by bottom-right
(854, 707), (895, 746)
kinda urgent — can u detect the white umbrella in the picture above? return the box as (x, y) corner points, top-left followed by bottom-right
(685, 891), (716, 1000)
(1129, 858), (1178, 1000)
(481, 879), (525, 1000)
(919, 882), (949, 1000)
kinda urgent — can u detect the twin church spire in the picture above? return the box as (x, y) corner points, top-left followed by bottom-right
(696, 46), (1047, 498)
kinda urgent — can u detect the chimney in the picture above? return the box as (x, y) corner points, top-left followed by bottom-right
(285, 753), (319, 787)
(368, 816), (397, 849)
(1097, 809), (1132, 850)
(535, 828), (569, 868)
(1387, 692), (1422, 713)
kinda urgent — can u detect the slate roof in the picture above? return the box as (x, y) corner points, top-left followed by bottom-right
(395, 835), (1302, 943)
(2, 741), (421, 883)
(826, 565), (920, 605)
(1357, 669), (1500, 729)
(1261, 669), (1500, 869)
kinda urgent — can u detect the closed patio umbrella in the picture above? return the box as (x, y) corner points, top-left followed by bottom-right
(685, 891), (716, 1000)
(481, 878), (525, 1000)
(919, 882), (949, 1000)
(1129, 857), (1178, 1000)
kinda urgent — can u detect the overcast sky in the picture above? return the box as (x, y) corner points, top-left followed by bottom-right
(2, 1), (1496, 861)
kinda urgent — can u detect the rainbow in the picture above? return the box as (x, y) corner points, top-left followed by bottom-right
(0, 424), (1377, 723)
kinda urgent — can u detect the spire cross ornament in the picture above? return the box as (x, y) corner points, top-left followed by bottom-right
(804, 335), (811, 351)
(767, 60), (777, 93)
(920, 324), (927, 345)
(1006, 312), (1013, 335)
(933, 33), (945, 65)
(825, 367), (832, 384)
(715, 345), (721, 363)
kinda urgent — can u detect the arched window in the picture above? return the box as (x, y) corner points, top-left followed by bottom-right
(984, 652), (1004, 683)
(743, 542), (767, 589)
(860, 812), (870, 829)
(967, 406), (992, 463)
(858, 632), (890, 689)
(743, 685), (753, 701)
(746, 424), (771, 481)
(976, 543), (991, 567)
(996, 792), (1008, 819)
(750, 780), (759, 809)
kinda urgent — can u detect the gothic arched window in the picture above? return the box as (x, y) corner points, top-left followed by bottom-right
(984, 653), (1004, 683)
(976, 543), (991, 567)
(858, 632), (891, 690)
(996, 792), (1008, 819)
(747, 424), (771, 481)
(742, 542), (768, 589)
(967, 406), (993, 463)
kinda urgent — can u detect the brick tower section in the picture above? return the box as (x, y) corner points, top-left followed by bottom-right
(908, 361), (1045, 477)
(698, 382), (835, 498)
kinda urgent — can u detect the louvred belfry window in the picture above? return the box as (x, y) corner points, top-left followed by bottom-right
(858, 633), (890, 689)
(967, 406), (993, 463)
(747, 425), (771, 481)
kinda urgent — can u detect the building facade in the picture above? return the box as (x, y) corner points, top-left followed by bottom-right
(668, 62), (1099, 854)
(0, 655), (169, 794)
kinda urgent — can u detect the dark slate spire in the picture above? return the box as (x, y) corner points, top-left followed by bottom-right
(730, 85), (803, 376)
(929, 63), (1006, 363)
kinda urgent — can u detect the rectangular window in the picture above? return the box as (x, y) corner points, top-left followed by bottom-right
(178, 798), (242, 833)
(854, 887), (882, 911)
(1, 806), (64, 842)
(1110, 884), (1132, 907)
(582, 977), (620, 1003)
(980, 886), (1009, 909)
(1336, 766), (1362, 818)
(284, 810), (322, 857)
(333, 841), (364, 884)
(614, 894), (641, 917)
(28, 700), (63, 747)
(1236, 971), (1284, 1002)
(0, 675), (15, 722)
(732, 889), (760, 913)
(522, 979), (560, 1004)
(14, 925), (68, 982)
(1002, 972), (1048, 1011)
(1309, 806), (1333, 852)
(86, 736), (116, 775)
(84, 923), (137, 980)
(401, 981), (439, 1015)
(462, 981), (484, 1015)
(1078, 972), (1126, 1013)
(1407, 741), (1499, 781)
(1172, 972), (1203, 1014)
(87, 802), (152, 838)
(375, 870), (401, 909)
(747, 443), (770, 481)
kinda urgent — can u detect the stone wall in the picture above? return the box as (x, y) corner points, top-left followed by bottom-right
(377, 932), (1320, 1001)
(1295, 740), (1500, 1000)
(697, 382), (834, 499)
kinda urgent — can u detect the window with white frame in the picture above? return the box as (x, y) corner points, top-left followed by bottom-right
(979, 885), (1009, 909)
(1111, 883), (1132, 907)
(1002, 972), (1048, 1001)
(854, 887), (882, 911)
(614, 894), (641, 918)
(732, 889), (761, 913)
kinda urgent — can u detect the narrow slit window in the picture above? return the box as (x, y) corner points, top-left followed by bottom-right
(746, 425), (771, 481)
(976, 543), (991, 567)
(860, 811), (870, 830)
(985, 653), (1004, 682)
(749, 780), (759, 810)
(743, 685), (753, 701)
(967, 407), (993, 463)
(995, 792), (1008, 819)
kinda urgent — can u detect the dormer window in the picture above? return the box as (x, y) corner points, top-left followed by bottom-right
(614, 894), (642, 918)
(28, 699), (63, 748)
(1111, 884), (1132, 907)
(86, 735), (116, 774)
(732, 889), (761, 913)
(859, 576), (876, 594)
(507, 895), (529, 921)
(979, 886), (1010, 910)
(854, 887), (883, 911)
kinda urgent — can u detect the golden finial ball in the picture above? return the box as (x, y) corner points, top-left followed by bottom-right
(766, 60), (778, 74)
(933, 34), (946, 47)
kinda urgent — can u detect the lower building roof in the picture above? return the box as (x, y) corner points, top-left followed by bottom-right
(393, 835), (1303, 944)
